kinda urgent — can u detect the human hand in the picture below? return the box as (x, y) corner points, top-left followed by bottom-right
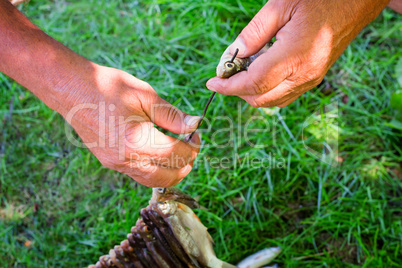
(61, 65), (201, 187)
(388, 0), (402, 13)
(0, 0), (201, 187)
(207, 0), (390, 108)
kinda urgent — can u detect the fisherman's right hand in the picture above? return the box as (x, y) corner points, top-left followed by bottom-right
(207, 0), (392, 108)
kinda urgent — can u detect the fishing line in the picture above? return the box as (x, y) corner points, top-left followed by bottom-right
(186, 48), (239, 142)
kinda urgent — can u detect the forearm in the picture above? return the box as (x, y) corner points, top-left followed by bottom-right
(0, 0), (96, 116)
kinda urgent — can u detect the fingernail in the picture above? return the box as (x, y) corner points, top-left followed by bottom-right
(230, 37), (246, 56)
(184, 115), (201, 127)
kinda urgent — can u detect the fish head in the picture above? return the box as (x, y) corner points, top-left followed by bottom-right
(217, 60), (240, 78)
(216, 50), (249, 78)
(151, 187), (200, 209)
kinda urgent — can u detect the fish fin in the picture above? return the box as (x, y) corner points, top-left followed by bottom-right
(206, 230), (215, 246)
(261, 264), (279, 268)
(221, 262), (238, 268)
(237, 247), (281, 268)
(197, 205), (208, 211)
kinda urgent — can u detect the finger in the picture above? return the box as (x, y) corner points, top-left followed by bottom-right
(207, 40), (290, 96)
(123, 161), (194, 188)
(125, 122), (200, 169)
(277, 94), (301, 108)
(229, 0), (293, 57)
(142, 91), (201, 135)
(240, 79), (301, 108)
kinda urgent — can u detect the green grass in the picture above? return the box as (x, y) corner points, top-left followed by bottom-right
(1, 0), (401, 267)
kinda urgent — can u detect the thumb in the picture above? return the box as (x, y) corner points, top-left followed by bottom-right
(146, 94), (201, 135)
(229, 1), (292, 57)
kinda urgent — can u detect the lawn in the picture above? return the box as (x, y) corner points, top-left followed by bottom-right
(0, 0), (401, 267)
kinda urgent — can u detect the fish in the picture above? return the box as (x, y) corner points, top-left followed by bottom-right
(216, 44), (272, 78)
(237, 248), (281, 268)
(89, 187), (280, 268)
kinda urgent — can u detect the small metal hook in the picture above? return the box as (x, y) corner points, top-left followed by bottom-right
(156, 49), (241, 197)
(185, 48), (239, 142)
(229, 48), (239, 63)
(186, 91), (216, 141)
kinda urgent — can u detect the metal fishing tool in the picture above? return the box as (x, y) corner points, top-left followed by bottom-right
(157, 49), (240, 195)
(185, 48), (239, 142)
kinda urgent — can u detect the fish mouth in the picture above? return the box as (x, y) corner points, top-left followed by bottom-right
(221, 69), (237, 78)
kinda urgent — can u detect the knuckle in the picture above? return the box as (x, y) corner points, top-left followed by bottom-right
(248, 97), (262, 108)
(287, 53), (304, 78)
(141, 81), (153, 92)
(250, 77), (267, 95)
(305, 67), (325, 86)
(164, 106), (180, 125)
(125, 149), (139, 162)
(298, 53), (328, 84)
(288, 57), (326, 88)
(287, 49), (327, 83)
